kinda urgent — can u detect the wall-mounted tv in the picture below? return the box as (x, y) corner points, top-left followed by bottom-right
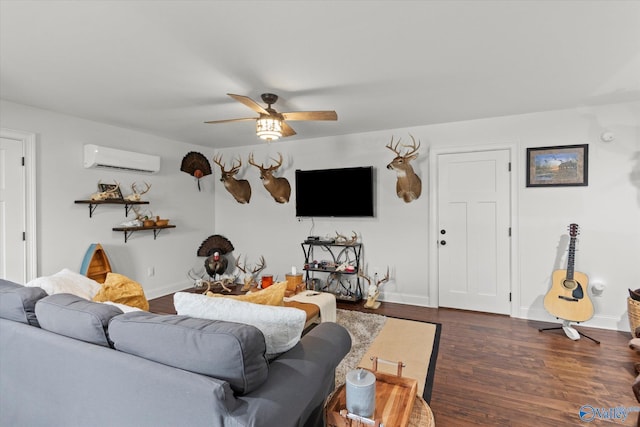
(295, 166), (374, 217)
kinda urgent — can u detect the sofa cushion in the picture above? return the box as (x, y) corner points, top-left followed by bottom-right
(0, 279), (47, 326)
(35, 293), (123, 347)
(108, 312), (269, 395)
(174, 291), (306, 359)
(92, 272), (149, 311)
(25, 268), (101, 300)
(206, 280), (287, 306)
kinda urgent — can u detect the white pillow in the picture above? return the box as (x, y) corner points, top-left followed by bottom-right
(174, 292), (306, 358)
(103, 301), (143, 313)
(25, 268), (101, 300)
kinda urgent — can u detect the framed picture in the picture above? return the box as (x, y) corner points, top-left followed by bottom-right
(98, 183), (123, 199)
(526, 144), (588, 187)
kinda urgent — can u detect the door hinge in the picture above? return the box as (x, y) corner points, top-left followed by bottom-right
(23, 232), (26, 241)
(508, 162), (511, 172)
(22, 157), (25, 166)
(509, 292), (512, 302)
(508, 227), (512, 237)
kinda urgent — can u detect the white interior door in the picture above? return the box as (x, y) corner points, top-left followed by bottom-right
(0, 137), (26, 282)
(437, 149), (511, 314)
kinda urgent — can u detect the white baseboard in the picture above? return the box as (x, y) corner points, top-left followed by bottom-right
(145, 280), (191, 300)
(518, 306), (629, 332)
(377, 291), (433, 308)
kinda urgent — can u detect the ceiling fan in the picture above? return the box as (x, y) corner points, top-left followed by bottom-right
(205, 93), (338, 141)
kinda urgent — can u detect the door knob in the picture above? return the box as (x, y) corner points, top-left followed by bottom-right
(440, 240), (446, 246)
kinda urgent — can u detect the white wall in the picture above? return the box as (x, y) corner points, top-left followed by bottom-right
(214, 101), (640, 331)
(0, 100), (216, 298)
(2, 99), (638, 330)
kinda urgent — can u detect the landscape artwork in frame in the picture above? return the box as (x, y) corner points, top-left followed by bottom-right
(526, 144), (588, 187)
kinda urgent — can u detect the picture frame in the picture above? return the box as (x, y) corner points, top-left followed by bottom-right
(526, 144), (588, 187)
(98, 183), (124, 199)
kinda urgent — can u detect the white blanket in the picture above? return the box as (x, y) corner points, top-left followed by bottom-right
(285, 291), (336, 323)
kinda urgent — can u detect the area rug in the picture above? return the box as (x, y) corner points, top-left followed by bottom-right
(334, 309), (441, 403)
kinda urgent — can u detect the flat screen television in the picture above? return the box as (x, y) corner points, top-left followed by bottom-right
(295, 166), (374, 217)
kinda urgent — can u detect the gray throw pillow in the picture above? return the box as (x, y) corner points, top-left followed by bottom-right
(109, 312), (269, 395)
(0, 279), (47, 326)
(35, 293), (123, 347)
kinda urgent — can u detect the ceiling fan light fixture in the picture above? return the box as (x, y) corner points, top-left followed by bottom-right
(256, 116), (282, 141)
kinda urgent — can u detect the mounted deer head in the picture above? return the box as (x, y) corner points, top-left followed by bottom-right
(125, 182), (151, 202)
(248, 152), (291, 203)
(386, 135), (422, 203)
(358, 267), (390, 309)
(235, 255), (266, 292)
(213, 154), (252, 204)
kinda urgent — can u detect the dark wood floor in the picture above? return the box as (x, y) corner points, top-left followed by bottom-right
(149, 293), (637, 426)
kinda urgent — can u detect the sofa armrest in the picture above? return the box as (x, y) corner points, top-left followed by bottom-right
(234, 322), (351, 427)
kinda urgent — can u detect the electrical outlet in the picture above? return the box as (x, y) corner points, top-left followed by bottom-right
(147, 267), (155, 277)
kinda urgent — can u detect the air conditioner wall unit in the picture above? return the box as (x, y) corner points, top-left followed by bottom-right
(83, 144), (160, 174)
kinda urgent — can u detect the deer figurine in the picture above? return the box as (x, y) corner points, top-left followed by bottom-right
(386, 135), (422, 203)
(124, 182), (151, 202)
(358, 267), (390, 309)
(213, 154), (252, 204)
(235, 255), (266, 292)
(248, 152), (291, 203)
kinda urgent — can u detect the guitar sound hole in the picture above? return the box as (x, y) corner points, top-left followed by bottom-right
(562, 279), (577, 290)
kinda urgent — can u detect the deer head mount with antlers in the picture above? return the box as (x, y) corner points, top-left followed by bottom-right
(235, 255), (266, 292)
(358, 267), (390, 309)
(124, 182), (151, 202)
(386, 135), (422, 203)
(213, 154), (252, 204)
(248, 152), (291, 204)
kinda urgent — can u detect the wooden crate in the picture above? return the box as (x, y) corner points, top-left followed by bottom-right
(325, 369), (417, 427)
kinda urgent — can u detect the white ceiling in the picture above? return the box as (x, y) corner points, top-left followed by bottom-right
(1, 1), (639, 149)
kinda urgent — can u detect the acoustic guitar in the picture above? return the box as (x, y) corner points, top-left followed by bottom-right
(543, 224), (594, 323)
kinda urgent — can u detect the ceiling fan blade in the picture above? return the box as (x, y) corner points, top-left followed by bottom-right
(204, 117), (256, 124)
(281, 121), (297, 137)
(227, 93), (269, 115)
(281, 111), (338, 121)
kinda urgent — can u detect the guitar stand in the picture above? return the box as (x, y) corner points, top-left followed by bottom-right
(539, 320), (600, 344)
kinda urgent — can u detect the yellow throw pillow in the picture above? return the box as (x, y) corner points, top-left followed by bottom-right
(207, 281), (287, 306)
(92, 273), (149, 311)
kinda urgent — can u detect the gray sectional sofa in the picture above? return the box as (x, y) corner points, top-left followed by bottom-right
(0, 279), (351, 427)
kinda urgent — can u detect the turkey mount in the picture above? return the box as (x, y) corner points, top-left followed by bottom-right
(197, 235), (235, 278)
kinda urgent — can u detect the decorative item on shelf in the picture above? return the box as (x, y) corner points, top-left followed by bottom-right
(180, 151), (212, 191)
(197, 235), (235, 286)
(235, 255), (266, 292)
(155, 218), (169, 227)
(248, 152), (291, 203)
(124, 182), (151, 202)
(335, 231), (359, 245)
(213, 154), (252, 204)
(90, 180), (123, 201)
(358, 267), (390, 310)
(386, 134), (422, 203)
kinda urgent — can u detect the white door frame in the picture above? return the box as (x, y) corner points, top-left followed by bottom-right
(1, 128), (37, 282)
(428, 142), (520, 317)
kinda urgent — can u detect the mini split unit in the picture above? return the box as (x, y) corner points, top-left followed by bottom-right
(83, 144), (161, 174)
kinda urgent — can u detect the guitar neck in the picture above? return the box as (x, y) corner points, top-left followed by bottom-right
(566, 236), (576, 280)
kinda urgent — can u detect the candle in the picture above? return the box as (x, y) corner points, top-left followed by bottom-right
(292, 266), (297, 275)
(345, 368), (376, 418)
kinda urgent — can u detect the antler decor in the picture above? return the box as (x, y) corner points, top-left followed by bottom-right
(358, 267), (390, 309)
(335, 231), (358, 245)
(124, 182), (151, 202)
(235, 255), (266, 292)
(248, 152), (291, 203)
(386, 134), (422, 203)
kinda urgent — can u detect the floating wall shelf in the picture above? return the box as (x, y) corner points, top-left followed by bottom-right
(74, 199), (149, 218)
